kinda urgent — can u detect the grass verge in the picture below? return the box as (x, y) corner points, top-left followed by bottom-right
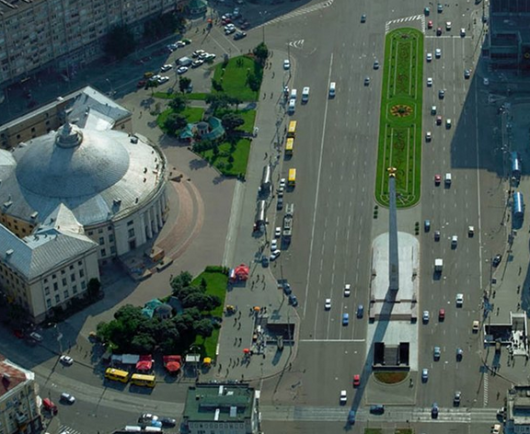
(213, 55), (261, 101)
(157, 107), (205, 134)
(215, 108), (257, 134)
(375, 28), (424, 208)
(199, 138), (251, 177)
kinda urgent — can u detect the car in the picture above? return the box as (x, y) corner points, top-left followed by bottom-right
(492, 424), (502, 434)
(234, 31), (247, 40)
(283, 283), (292, 295)
(437, 27), (442, 36)
(493, 254), (502, 267)
(240, 22), (250, 30)
(146, 420), (163, 428)
(427, 77), (433, 86)
(30, 332), (43, 342)
(468, 226), (475, 237)
(424, 219), (431, 231)
(225, 27), (236, 35)
(192, 50), (205, 58)
(283, 59), (290, 70)
(340, 390), (347, 403)
(424, 7), (430, 15)
(434, 230), (440, 241)
(177, 66), (188, 74)
(325, 299), (331, 310)
(139, 414), (159, 423)
(473, 320), (480, 332)
(432, 402), (439, 418)
(261, 256), (269, 267)
(166, 44), (177, 52)
(271, 239), (277, 251)
(434, 174), (441, 184)
(288, 99), (296, 113)
(137, 80), (146, 88)
(484, 77), (490, 86)
(464, 69), (471, 79)
(364, 76), (370, 85)
(160, 418), (176, 428)
(360, 14), (366, 23)
(276, 196), (283, 210)
(353, 374), (360, 387)
(433, 346), (441, 360)
(428, 20), (433, 29)
(270, 249), (281, 261)
(426, 131), (432, 142)
(446, 21), (452, 30)
(203, 53), (216, 62)
(456, 348), (463, 361)
(60, 393), (75, 404)
(437, 3), (443, 12)
(233, 7), (241, 17)
(422, 368), (429, 382)
(456, 293), (463, 307)
(60, 355), (74, 366)
(436, 115), (442, 125)
(370, 404), (385, 414)
(423, 311), (430, 323)
(175, 40), (187, 47)
(439, 89), (445, 99)
(158, 76), (170, 84)
(373, 60), (379, 69)
(439, 309), (445, 320)
(288, 294), (298, 307)
(431, 105), (437, 114)
(461, 28), (466, 37)
(160, 64), (172, 72)
(426, 52), (433, 62)
(357, 304), (364, 318)
(302, 87), (310, 102)
(344, 284), (351, 297)
(275, 227), (281, 238)
(446, 118), (452, 128)
(342, 313), (349, 326)
(347, 410), (356, 424)
(279, 178), (286, 191)
(454, 391), (461, 406)
(191, 59), (204, 68)
(435, 48), (442, 58)
(451, 235), (458, 247)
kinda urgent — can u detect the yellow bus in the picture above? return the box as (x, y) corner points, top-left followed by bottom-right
(288, 168), (296, 187)
(287, 121), (297, 138)
(130, 373), (156, 388)
(285, 138), (294, 156)
(105, 368), (129, 383)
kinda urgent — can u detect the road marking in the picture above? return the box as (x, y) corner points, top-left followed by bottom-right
(385, 14), (424, 34)
(302, 53), (333, 318)
(484, 369), (489, 407)
(257, 0), (334, 28)
(288, 39), (305, 49)
(299, 339), (366, 343)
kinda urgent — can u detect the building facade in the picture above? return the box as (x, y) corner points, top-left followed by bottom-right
(0, 0), (184, 87)
(0, 355), (42, 434)
(182, 383), (261, 434)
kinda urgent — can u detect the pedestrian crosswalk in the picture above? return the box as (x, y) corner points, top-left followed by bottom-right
(58, 425), (83, 434)
(385, 15), (425, 33)
(258, 0), (334, 28)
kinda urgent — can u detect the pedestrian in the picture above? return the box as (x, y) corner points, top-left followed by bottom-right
(272, 72), (275, 78)
(270, 92), (273, 98)
(238, 322), (241, 330)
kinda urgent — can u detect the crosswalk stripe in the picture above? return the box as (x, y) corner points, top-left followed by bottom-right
(258, 0), (334, 28)
(58, 426), (83, 434)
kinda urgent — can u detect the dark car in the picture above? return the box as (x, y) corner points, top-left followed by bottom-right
(261, 256), (269, 268)
(492, 254), (502, 267)
(234, 31), (247, 40)
(432, 402), (439, 418)
(370, 404), (385, 414)
(439, 89), (445, 99)
(464, 69), (471, 79)
(437, 27), (442, 36)
(456, 348), (463, 361)
(347, 410), (356, 424)
(437, 3), (443, 12)
(160, 417), (176, 428)
(356, 304), (364, 318)
(288, 294), (298, 307)
(361, 14), (366, 23)
(283, 283), (292, 295)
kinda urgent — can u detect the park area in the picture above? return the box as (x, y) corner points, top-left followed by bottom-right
(375, 28), (424, 208)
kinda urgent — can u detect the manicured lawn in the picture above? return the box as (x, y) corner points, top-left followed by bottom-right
(374, 371), (408, 384)
(215, 108), (256, 134)
(157, 107), (204, 133)
(375, 28), (424, 208)
(200, 139), (251, 177)
(212, 56), (261, 102)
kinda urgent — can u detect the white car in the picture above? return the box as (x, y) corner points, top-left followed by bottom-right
(460, 28), (466, 37)
(456, 293), (463, 307)
(325, 299), (331, 310)
(302, 87), (310, 102)
(60, 392), (75, 404)
(270, 249), (281, 261)
(177, 67), (188, 74)
(340, 390), (347, 403)
(60, 355), (74, 366)
(426, 131), (432, 142)
(484, 77), (489, 86)
(426, 52), (433, 62)
(224, 24), (235, 31)
(160, 64), (172, 72)
(435, 48), (442, 58)
(288, 99), (296, 113)
(279, 178), (286, 191)
(175, 40), (187, 48)
(157, 76), (170, 83)
(271, 239), (277, 251)
(446, 21), (452, 30)
(275, 227), (281, 238)
(427, 77), (433, 86)
(423, 311), (430, 322)
(225, 27), (236, 35)
(451, 235), (458, 247)
(344, 284), (351, 297)
(446, 118), (452, 128)
(283, 59), (291, 70)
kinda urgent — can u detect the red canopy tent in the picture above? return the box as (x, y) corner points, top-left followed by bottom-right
(230, 264), (249, 282)
(136, 355), (153, 371)
(163, 355), (182, 373)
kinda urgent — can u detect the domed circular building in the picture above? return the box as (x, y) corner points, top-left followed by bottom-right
(0, 122), (168, 261)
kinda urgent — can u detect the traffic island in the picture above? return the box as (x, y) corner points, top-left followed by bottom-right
(375, 28), (424, 208)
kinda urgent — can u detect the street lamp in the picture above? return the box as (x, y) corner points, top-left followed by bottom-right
(259, 11), (268, 43)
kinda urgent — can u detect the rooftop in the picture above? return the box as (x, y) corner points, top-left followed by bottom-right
(184, 384), (255, 423)
(0, 354), (34, 397)
(508, 385), (530, 425)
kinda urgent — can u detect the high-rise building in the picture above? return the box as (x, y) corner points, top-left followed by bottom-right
(0, 0), (184, 86)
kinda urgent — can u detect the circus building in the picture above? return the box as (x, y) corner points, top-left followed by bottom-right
(0, 88), (168, 323)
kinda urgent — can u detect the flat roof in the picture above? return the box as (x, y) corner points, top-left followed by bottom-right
(184, 384), (255, 423)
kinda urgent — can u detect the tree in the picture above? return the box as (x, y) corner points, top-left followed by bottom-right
(164, 113), (187, 135)
(87, 278), (101, 298)
(171, 271), (194, 292)
(253, 42), (269, 64)
(130, 332), (156, 353)
(222, 113), (244, 134)
(206, 93), (233, 112)
(169, 94), (188, 112)
(104, 24), (136, 60)
(179, 77), (192, 93)
(194, 319), (214, 338)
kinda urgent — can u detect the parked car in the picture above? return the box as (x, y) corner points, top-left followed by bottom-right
(160, 418), (176, 428)
(60, 393), (75, 404)
(288, 294), (298, 307)
(283, 283), (292, 296)
(493, 254), (502, 267)
(177, 66), (189, 74)
(234, 31), (247, 40)
(60, 355), (74, 366)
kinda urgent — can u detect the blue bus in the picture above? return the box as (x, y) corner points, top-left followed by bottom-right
(511, 152), (521, 178)
(513, 191), (524, 218)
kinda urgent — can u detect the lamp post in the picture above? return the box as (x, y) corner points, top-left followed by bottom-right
(259, 11), (268, 43)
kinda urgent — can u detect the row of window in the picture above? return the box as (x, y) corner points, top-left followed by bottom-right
(45, 282), (85, 308)
(43, 262), (84, 283)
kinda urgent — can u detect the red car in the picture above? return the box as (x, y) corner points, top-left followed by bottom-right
(434, 174), (441, 185)
(353, 374), (361, 387)
(428, 20), (433, 29)
(439, 309), (445, 321)
(137, 80), (146, 88)
(437, 27), (442, 36)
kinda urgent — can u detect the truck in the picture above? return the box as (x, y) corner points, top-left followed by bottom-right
(283, 203), (294, 238)
(434, 258), (443, 273)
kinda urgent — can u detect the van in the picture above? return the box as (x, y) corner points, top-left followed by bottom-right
(42, 398), (58, 415)
(329, 82), (336, 97)
(290, 89), (297, 100)
(177, 56), (192, 67)
(445, 173), (452, 185)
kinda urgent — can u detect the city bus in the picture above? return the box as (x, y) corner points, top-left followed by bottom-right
(288, 168), (296, 187)
(287, 121), (297, 138)
(130, 373), (156, 387)
(105, 368), (129, 383)
(285, 138), (294, 156)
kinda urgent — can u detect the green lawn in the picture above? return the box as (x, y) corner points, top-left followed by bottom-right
(215, 108), (256, 134)
(153, 91), (208, 101)
(375, 28), (424, 208)
(212, 56), (262, 101)
(191, 269), (228, 359)
(200, 139), (251, 177)
(157, 106), (205, 134)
